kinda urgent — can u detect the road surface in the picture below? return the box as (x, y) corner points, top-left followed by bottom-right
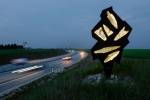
(0, 51), (88, 97)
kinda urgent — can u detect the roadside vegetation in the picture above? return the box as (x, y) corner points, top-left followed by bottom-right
(7, 49), (150, 100)
(0, 49), (66, 65)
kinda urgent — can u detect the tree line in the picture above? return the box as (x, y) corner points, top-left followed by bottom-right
(0, 44), (24, 49)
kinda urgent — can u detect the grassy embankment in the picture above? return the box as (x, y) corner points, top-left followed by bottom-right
(0, 49), (66, 65)
(6, 49), (150, 100)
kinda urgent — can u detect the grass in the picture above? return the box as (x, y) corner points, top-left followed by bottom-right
(0, 49), (66, 65)
(7, 53), (150, 100)
(123, 49), (150, 59)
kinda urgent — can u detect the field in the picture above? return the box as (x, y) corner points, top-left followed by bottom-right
(5, 49), (150, 100)
(123, 49), (150, 59)
(0, 49), (66, 65)
(85, 49), (150, 59)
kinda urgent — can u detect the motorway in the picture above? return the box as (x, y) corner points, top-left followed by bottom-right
(0, 51), (88, 97)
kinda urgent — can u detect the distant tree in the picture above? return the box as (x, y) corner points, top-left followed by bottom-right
(0, 43), (24, 49)
(0, 45), (4, 49)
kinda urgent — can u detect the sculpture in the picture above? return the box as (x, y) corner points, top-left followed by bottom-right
(91, 7), (132, 78)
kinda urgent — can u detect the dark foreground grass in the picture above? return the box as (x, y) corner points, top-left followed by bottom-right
(0, 49), (66, 65)
(7, 55), (150, 100)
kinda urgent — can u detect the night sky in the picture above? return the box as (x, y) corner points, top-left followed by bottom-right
(0, 0), (150, 48)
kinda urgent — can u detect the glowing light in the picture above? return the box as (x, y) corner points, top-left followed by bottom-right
(12, 65), (43, 73)
(103, 24), (113, 36)
(62, 57), (72, 60)
(79, 51), (87, 58)
(94, 46), (120, 54)
(104, 50), (120, 63)
(114, 27), (129, 41)
(107, 11), (118, 29)
(94, 27), (107, 41)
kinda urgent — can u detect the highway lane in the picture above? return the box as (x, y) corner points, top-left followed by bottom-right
(0, 51), (88, 97)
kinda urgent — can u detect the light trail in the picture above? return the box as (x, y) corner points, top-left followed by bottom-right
(11, 65), (43, 73)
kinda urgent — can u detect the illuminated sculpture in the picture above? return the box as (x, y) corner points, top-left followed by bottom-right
(91, 7), (132, 78)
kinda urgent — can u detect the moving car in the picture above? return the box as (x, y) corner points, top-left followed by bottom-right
(11, 58), (28, 65)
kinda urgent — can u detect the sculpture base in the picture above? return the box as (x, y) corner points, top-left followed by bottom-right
(82, 73), (118, 85)
(103, 63), (113, 79)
